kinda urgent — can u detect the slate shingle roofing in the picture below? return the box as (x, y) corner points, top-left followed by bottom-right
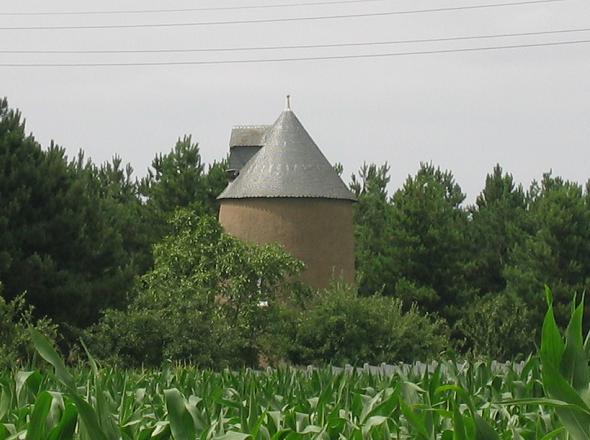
(218, 107), (356, 201)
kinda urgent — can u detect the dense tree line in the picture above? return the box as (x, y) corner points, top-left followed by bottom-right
(0, 99), (227, 333)
(2, 98), (590, 365)
(353, 162), (590, 356)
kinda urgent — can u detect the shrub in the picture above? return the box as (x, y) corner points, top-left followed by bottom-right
(0, 289), (57, 370)
(288, 284), (449, 365)
(454, 291), (535, 360)
(88, 211), (303, 368)
(394, 278), (439, 310)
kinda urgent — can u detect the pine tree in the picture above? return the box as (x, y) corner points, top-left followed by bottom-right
(139, 135), (228, 242)
(467, 165), (528, 295)
(0, 99), (136, 329)
(505, 173), (590, 325)
(388, 163), (470, 322)
(350, 163), (394, 296)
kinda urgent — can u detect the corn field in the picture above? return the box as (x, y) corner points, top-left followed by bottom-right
(0, 355), (554, 440)
(1, 289), (590, 439)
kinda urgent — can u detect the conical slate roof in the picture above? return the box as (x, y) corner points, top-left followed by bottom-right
(218, 108), (356, 201)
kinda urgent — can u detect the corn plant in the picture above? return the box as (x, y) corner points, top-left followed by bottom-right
(0, 327), (573, 439)
(505, 289), (590, 440)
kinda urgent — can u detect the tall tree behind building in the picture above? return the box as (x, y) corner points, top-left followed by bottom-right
(505, 173), (590, 325)
(467, 165), (528, 296)
(350, 163), (394, 296)
(0, 99), (136, 328)
(0, 100), (227, 332)
(351, 162), (471, 323)
(139, 135), (227, 243)
(388, 164), (470, 322)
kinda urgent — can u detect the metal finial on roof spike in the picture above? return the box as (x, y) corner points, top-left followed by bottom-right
(286, 95), (291, 111)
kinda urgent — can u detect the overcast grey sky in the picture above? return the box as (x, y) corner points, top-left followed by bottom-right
(1, 0), (589, 201)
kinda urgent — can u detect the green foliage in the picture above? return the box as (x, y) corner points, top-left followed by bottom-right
(89, 155), (154, 275)
(89, 211), (303, 368)
(350, 162), (590, 357)
(0, 99), (138, 328)
(289, 284), (449, 365)
(350, 163), (395, 296)
(139, 135), (228, 240)
(17, 295), (590, 438)
(505, 174), (590, 326)
(467, 165), (528, 296)
(454, 292), (535, 360)
(7, 95), (590, 365)
(0, 99), (228, 339)
(507, 288), (590, 439)
(2, 329), (567, 439)
(392, 278), (439, 311)
(351, 162), (472, 323)
(0, 289), (57, 370)
(538, 288), (590, 439)
(388, 163), (471, 322)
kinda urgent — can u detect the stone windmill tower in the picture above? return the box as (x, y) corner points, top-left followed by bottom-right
(218, 98), (356, 288)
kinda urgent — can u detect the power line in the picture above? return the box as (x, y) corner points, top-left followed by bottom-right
(0, 0), (392, 16)
(1, 39), (587, 67)
(1, 26), (588, 54)
(0, 0), (565, 31)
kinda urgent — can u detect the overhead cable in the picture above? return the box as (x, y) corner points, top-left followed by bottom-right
(1, 39), (588, 67)
(1, 0), (393, 16)
(0, 0), (566, 31)
(1, 26), (588, 53)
